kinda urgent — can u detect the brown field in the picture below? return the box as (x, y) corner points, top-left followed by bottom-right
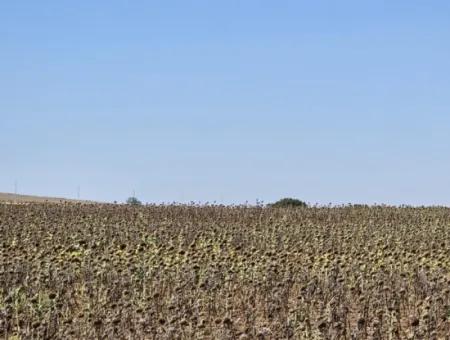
(0, 193), (93, 204)
(0, 203), (449, 339)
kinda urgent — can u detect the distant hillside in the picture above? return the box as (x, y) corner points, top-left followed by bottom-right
(0, 192), (93, 204)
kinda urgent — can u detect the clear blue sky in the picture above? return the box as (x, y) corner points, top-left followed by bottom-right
(1, 1), (450, 205)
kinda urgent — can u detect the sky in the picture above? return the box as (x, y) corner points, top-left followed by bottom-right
(1, 1), (450, 205)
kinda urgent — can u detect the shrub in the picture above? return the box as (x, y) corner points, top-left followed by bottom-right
(270, 198), (307, 208)
(126, 197), (142, 206)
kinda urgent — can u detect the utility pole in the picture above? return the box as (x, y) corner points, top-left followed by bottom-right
(14, 180), (17, 195)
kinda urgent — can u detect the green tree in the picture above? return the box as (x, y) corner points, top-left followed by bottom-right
(126, 197), (142, 206)
(270, 198), (307, 208)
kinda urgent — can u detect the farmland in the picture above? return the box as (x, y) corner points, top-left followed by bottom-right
(1, 203), (449, 339)
(0, 193), (91, 204)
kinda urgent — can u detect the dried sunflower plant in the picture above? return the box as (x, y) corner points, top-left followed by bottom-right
(0, 203), (449, 339)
